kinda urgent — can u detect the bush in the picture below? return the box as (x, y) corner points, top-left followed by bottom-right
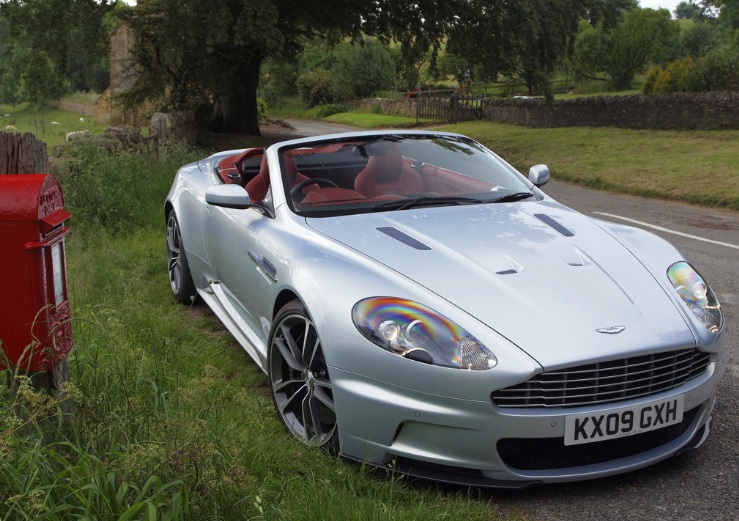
(652, 57), (695, 94)
(54, 142), (201, 234)
(683, 49), (739, 92)
(297, 68), (340, 107)
(313, 103), (349, 118)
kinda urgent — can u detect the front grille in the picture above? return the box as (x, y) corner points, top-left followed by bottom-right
(492, 349), (711, 408)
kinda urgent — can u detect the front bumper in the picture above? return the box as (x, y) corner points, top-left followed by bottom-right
(330, 358), (722, 487)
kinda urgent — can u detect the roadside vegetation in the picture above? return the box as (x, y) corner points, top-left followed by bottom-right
(1, 141), (524, 520)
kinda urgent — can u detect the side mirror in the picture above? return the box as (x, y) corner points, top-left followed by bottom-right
(205, 184), (252, 209)
(528, 164), (550, 188)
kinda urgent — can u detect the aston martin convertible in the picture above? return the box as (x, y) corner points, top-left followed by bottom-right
(165, 130), (726, 488)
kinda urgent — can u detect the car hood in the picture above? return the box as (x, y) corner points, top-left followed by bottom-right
(306, 202), (695, 369)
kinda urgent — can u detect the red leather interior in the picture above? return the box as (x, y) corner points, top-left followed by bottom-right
(354, 146), (424, 198)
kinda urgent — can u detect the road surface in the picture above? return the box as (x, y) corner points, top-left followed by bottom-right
(270, 119), (739, 520)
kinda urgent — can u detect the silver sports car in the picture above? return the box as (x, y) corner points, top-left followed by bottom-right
(165, 130), (726, 488)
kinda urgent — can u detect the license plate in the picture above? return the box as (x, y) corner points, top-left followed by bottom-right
(564, 395), (684, 446)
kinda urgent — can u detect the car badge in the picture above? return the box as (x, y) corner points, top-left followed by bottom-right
(596, 325), (626, 334)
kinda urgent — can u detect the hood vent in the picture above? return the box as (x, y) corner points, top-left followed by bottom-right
(377, 226), (431, 250)
(534, 213), (574, 237)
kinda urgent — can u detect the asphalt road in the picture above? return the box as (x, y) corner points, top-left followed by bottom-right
(496, 181), (739, 521)
(273, 120), (739, 521)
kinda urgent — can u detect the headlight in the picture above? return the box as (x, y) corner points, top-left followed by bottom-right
(352, 297), (497, 370)
(667, 262), (723, 333)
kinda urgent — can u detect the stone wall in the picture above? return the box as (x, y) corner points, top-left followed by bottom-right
(354, 98), (417, 118)
(481, 91), (739, 130)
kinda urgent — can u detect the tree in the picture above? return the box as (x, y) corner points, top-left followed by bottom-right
(675, 1), (703, 19)
(1, 0), (113, 94)
(574, 7), (679, 89)
(432, 0), (636, 96)
(122, 0), (366, 135)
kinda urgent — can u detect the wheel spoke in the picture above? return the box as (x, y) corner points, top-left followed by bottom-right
(284, 320), (309, 366)
(278, 383), (307, 415)
(306, 333), (321, 369)
(312, 385), (336, 413)
(299, 319), (315, 364)
(273, 377), (304, 394)
(302, 392), (323, 442)
(166, 221), (180, 254)
(275, 334), (305, 372)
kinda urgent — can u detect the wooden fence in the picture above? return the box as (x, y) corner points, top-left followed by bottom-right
(415, 94), (484, 123)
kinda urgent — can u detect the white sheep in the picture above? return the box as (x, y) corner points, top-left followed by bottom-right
(4, 125), (17, 131)
(66, 130), (92, 141)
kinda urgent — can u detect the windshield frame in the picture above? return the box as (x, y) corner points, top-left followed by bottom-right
(274, 132), (537, 218)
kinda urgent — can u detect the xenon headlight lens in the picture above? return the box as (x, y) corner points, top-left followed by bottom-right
(667, 261), (723, 333)
(352, 297), (497, 370)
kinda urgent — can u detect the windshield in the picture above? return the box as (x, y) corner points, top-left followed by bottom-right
(279, 134), (534, 217)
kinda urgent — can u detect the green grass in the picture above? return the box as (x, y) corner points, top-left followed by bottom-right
(1, 102), (107, 148)
(1, 143), (516, 520)
(444, 121), (739, 211)
(324, 111), (433, 128)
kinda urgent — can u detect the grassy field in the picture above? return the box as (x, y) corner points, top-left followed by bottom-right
(279, 108), (739, 211)
(1, 102), (107, 149)
(447, 121), (739, 211)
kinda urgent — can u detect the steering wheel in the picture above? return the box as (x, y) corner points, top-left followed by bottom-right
(290, 178), (338, 202)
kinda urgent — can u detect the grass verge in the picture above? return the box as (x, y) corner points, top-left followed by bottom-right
(443, 122), (739, 211)
(1, 143), (516, 520)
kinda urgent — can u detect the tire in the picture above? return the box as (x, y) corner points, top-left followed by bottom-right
(268, 300), (338, 451)
(166, 210), (196, 304)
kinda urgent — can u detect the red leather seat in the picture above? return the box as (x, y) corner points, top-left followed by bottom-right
(245, 155), (270, 203)
(245, 152), (317, 204)
(354, 145), (424, 198)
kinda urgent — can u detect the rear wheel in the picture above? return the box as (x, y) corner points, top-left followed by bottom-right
(166, 211), (196, 304)
(268, 300), (338, 450)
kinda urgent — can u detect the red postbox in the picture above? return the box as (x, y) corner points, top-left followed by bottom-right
(0, 174), (73, 373)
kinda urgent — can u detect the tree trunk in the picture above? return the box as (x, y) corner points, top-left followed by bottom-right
(213, 56), (263, 135)
(0, 131), (50, 174)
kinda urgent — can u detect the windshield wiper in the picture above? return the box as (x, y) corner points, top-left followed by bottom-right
(372, 195), (484, 211)
(487, 192), (534, 203)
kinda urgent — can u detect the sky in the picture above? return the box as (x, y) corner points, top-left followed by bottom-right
(639, 0), (682, 14)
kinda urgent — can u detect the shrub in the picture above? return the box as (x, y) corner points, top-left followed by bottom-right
(297, 69), (340, 107)
(642, 65), (662, 94)
(652, 56), (695, 94)
(313, 103), (349, 118)
(683, 49), (739, 92)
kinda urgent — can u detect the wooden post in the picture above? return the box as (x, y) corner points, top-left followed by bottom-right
(0, 131), (50, 175)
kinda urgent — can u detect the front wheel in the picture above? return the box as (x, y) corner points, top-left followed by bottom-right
(268, 300), (338, 450)
(166, 210), (196, 304)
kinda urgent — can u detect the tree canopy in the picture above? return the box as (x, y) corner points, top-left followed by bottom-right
(120, 0), (637, 134)
(574, 7), (679, 89)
